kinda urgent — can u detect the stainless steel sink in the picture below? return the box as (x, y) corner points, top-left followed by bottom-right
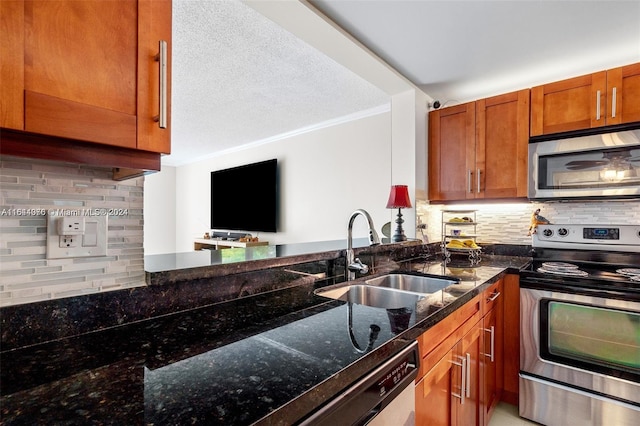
(315, 273), (459, 309)
(365, 273), (457, 294)
(315, 284), (424, 309)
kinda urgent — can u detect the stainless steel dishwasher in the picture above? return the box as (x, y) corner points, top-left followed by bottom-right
(299, 341), (419, 426)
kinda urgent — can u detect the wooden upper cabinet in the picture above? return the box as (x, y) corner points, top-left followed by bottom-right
(428, 102), (476, 201)
(0, 0), (171, 154)
(606, 62), (640, 126)
(530, 62), (640, 136)
(0, 0), (24, 130)
(428, 89), (529, 202)
(476, 89), (530, 199)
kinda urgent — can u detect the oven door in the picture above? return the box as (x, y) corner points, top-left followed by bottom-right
(520, 287), (640, 404)
(528, 126), (640, 200)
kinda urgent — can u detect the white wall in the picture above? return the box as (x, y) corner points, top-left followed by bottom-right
(171, 111), (395, 252)
(144, 166), (177, 255)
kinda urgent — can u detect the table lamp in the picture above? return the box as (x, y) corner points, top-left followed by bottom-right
(386, 185), (412, 242)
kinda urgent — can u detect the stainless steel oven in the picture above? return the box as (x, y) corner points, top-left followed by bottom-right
(519, 224), (640, 426)
(528, 124), (640, 200)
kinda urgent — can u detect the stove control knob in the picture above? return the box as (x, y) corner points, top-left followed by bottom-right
(558, 228), (568, 237)
(543, 228), (553, 237)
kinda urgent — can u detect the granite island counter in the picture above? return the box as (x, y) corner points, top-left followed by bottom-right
(1, 241), (531, 425)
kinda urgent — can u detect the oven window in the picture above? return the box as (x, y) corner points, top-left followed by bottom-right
(537, 146), (640, 190)
(540, 301), (640, 381)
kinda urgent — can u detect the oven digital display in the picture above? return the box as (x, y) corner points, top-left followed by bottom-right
(583, 228), (619, 240)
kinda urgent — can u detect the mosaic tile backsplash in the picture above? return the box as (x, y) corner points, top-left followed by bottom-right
(416, 200), (640, 245)
(0, 157), (144, 306)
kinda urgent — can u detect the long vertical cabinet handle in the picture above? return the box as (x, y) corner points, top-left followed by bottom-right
(451, 356), (467, 404)
(465, 353), (471, 398)
(477, 168), (481, 193)
(484, 326), (495, 362)
(154, 40), (168, 129)
(467, 170), (473, 193)
(611, 87), (617, 118)
(596, 90), (601, 121)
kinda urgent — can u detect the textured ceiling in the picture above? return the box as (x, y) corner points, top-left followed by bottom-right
(167, 0), (390, 166)
(311, 0), (640, 105)
(168, 0), (640, 167)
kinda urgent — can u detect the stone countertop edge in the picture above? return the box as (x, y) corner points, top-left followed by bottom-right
(145, 249), (344, 286)
(253, 265), (517, 425)
(145, 239), (426, 286)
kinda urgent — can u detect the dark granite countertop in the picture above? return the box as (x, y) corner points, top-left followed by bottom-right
(1, 254), (530, 425)
(145, 238), (374, 285)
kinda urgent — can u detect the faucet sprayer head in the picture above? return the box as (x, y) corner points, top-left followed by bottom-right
(369, 229), (381, 246)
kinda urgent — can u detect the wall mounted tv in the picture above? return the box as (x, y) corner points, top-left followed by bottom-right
(210, 159), (278, 233)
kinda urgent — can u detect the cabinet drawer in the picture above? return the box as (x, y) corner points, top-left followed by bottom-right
(481, 279), (503, 315)
(417, 294), (481, 379)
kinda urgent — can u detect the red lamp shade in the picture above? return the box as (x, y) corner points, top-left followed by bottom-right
(386, 185), (412, 209)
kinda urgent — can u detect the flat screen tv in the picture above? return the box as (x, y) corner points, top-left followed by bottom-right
(210, 159), (278, 233)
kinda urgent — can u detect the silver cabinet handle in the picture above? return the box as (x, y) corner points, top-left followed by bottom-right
(465, 352), (471, 398)
(596, 90), (601, 121)
(451, 355), (467, 404)
(467, 170), (473, 193)
(484, 326), (495, 362)
(612, 87), (617, 118)
(486, 291), (501, 302)
(477, 168), (481, 193)
(154, 40), (168, 129)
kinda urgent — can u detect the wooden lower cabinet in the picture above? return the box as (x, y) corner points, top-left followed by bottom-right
(416, 320), (481, 426)
(501, 274), (520, 405)
(416, 278), (507, 426)
(480, 301), (503, 424)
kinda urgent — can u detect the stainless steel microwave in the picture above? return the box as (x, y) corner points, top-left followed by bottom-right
(528, 124), (640, 200)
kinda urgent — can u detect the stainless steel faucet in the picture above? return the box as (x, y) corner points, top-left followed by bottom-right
(346, 209), (381, 280)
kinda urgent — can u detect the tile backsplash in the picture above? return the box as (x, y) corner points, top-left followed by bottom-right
(416, 200), (640, 245)
(0, 157), (145, 306)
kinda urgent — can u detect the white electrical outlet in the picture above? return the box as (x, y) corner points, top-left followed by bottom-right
(57, 217), (85, 235)
(46, 213), (107, 259)
(59, 236), (78, 248)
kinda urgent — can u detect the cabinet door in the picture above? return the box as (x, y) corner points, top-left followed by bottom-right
(137, 0), (171, 154)
(4, 0), (170, 154)
(24, 0), (138, 148)
(607, 62), (640, 126)
(416, 348), (456, 426)
(428, 102), (476, 201)
(455, 322), (481, 426)
(501, 274), (520, 405)
(476, 90), (529, 199)
(0, 0), (24, 130)
(530, 71), (607, 136)
(481, 306), (503, 425)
